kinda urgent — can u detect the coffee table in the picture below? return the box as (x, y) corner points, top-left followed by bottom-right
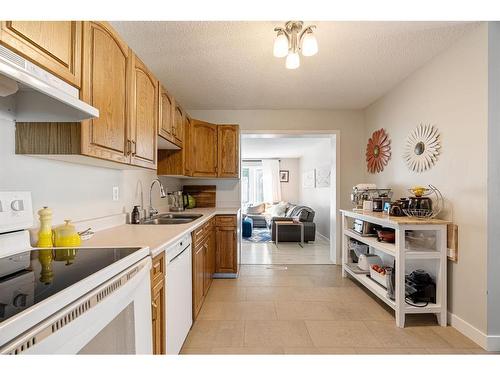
(274, 221), (304, 248)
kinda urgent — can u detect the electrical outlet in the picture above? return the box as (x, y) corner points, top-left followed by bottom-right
(112, 186), (119, 201)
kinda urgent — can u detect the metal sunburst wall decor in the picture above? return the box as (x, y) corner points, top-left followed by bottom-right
(403, 123), (441, 173)
(366, 128), (391, 174)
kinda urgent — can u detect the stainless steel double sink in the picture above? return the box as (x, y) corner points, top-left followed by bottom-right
(139, 213), (203, 225)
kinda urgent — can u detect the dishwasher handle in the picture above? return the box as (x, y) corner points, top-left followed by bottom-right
(168, 245), (191, 264)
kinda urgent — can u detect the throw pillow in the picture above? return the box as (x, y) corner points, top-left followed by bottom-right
(246, 203), (265, 214)
(267, 202), (287, 217)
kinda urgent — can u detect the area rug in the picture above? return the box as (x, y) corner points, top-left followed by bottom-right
(243, 228), (272, 243)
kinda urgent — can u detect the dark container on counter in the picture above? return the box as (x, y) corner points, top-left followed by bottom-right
(131, 205), (141, 224)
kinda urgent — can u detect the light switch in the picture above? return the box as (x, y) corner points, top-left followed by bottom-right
(112, 187), (119, 201)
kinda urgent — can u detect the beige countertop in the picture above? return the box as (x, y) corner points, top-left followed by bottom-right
(340, 209), (451, 227)
(82, 207), (240, 257)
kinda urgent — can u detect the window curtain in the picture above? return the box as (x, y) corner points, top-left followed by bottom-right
(262, 159), (281, 203)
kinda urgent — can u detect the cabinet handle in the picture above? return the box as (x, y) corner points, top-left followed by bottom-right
(132, 140), (137, 156)
(151, 301), (157, 321)
(126, 140), (132, 156)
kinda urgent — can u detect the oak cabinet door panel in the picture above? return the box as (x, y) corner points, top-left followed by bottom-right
(81, 22), (130, 164)
(217, 125), (240, 178)
(130, 54), (158, 169)
(0, 21), (82, 87)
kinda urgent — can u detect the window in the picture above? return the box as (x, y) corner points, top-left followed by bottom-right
(241, 161), (264, 206)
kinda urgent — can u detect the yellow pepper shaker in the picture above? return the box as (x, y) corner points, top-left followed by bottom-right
(37, 206), (53, 248)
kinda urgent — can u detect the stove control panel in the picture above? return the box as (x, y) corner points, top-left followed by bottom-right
(0, 192), (33, 233)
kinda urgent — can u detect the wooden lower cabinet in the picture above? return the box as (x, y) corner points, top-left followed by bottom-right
(150, 253), (165, 355)
(205, 228), (216, 295)
(215, 215), (238, 274)
(192, 217), (216, 320)
(192, 243), (205, 319)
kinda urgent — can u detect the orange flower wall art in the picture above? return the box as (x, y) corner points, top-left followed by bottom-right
(366, 128), (391, 173)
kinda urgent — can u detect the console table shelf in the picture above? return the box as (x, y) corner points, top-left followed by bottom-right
(340, 209), (448, 328)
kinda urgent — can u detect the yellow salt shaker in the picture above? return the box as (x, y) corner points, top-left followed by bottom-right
(37, 206), (53, 248)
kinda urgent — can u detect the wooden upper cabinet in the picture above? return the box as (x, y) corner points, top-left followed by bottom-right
(172, 103), (185, 146)
(158, 85), (175, 143)
(189, 120), (218, 177)
(0, 21), (82, 87)
(218, 125), (240, 178)
(130, 54), (158, 169)
(80, 21), (130, 164)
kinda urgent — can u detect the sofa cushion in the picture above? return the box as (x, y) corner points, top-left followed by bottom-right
(246, 203), (265, 214)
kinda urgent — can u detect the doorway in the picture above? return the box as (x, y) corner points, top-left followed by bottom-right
(240, 131), (339, 265)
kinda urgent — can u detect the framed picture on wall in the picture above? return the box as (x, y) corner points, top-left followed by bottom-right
(303, 170), (316, 188)
(315, 166), (331, 188)
(279, 170), (289, 182)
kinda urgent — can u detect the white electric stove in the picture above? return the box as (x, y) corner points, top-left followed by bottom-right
(0, 192), (152, 354)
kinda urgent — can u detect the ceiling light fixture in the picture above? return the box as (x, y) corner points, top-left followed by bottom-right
(273, 21), (318, 69)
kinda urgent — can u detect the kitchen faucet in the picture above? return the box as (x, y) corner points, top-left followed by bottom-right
(149, 178), (167, 218)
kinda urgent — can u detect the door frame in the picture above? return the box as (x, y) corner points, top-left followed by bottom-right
(240, 130), (341, 264)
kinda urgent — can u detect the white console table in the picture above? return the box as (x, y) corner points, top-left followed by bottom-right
(340, 209), (450, 328)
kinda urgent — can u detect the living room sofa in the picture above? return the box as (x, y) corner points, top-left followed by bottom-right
(269, 204), (316, 242)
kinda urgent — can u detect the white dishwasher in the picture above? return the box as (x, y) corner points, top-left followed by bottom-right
(166, 234), (192, 354)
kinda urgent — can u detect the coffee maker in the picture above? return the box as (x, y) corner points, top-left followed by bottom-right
(350, 184), (393, 210)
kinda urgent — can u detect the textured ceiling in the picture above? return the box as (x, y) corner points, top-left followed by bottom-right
(111, 21), (479, 110)
(241, 137), (331, 159)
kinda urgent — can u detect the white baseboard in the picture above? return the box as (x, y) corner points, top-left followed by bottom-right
(315, 231), (330, 242)
(447, 312), (491, 350)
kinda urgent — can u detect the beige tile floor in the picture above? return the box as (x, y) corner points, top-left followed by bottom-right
(181, 264), (491, 355)
(241, 235), (333, 264)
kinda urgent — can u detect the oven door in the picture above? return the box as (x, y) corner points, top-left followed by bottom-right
(2, 257), (152, 355)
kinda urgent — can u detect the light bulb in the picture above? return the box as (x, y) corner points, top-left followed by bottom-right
(301, 32), (318, 56)
(285, 52), (300, 69)
(273, 32), (289, 58)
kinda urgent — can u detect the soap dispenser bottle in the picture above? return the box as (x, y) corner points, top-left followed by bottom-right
(131, 205), (141, 224)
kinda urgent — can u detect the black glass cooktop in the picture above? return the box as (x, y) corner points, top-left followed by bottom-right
(0, 247), (142, 323)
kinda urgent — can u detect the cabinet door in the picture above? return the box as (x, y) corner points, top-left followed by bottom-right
(209, 224), (216, 275)
(172, 104), (184, 146)
(217, 125), (240, 178)
(80, 22), (130, 164)
(151, 278), (165, 355)
(130, 54), (158, 169)
(204, 230), (215, 295)
(190, 120), (218, 177)
(192, 244), (205, 319)
(0, 21), (82, 87)
(216, 226), (237, 273)
(158, 85), (175, 143)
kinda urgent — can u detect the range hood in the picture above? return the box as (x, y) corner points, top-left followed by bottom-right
(0, 44), (99, 122)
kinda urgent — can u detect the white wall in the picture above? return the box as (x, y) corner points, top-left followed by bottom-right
(0, 118), (181, 226)
(279, 158), (299, 203)
(364, 23), (488, 334)
(298, 140), (332, 239)
(188, 109), (366, 261)
(487, 22), (500, 342)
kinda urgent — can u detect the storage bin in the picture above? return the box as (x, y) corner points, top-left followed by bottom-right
(369, 267), (388, 288)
